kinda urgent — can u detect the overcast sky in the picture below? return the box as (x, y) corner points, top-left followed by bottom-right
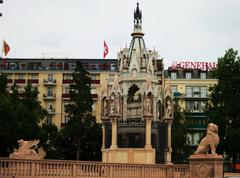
(1, 0), (240, 68)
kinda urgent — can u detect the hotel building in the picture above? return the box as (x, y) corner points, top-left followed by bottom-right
(165, 63), (217, 147)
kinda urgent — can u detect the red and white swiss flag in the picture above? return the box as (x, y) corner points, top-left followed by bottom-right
(103, 40), (108, 59)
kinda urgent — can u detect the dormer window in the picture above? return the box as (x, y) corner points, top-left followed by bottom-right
(170, 72), (177, 79)
(200, 72), (207, 79)
(185, 72), (192, 79)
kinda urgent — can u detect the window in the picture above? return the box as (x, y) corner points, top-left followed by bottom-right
(7, 75), (12, 79)
(91, 75), (97, 80)
(92, 102), (96, 112)
(186, 101), (205, 112)
(18, 87), (24, 94)
(200, 101), (206, 111)
(171, 86), (178, 96)
(62, 116), (70, 124)
(193, 87), (200, 97)
(186, 87), (192, 97)
(31, 74), (38, 79)
(110, 63), (116, 71)
(200, 72), (207, 79)
(63, 74), (72, 80)
(194, 101), (199, 111)
(185, 72), (192, 79)
(109, 74), (114, 83)
(48, 74), (53, 81)
(47, 87), (53, 96)
(18, 74), (25, 79)
(200, 87), (207, 97)
(46, 116), (52, 124)
(170, 72), (177, 79)
(193, 132), (200, 145)
(63, 87), (70, 94)
(91, 88), (96, 94)
(47, 102), (53, 110)
(64, 102), (69, 112)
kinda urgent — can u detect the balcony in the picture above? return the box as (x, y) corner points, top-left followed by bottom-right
(174, 94), (210, 100)
(14, 79), (26, 84)
(47, 108), (56, 115)
(7, 79), (13, 83)
(43, 79), (56, 86)
(62, 79), (73, 84)
(43, 94), (56, 100)
(27, 79), (39, 84)
(62, 93), (70, 100)
(184, 109), (205, 113)
(91, 94), (98, 99)
(91, 80), (100, 84)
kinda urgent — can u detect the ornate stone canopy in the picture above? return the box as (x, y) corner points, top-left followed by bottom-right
(101, 3), (173, 164)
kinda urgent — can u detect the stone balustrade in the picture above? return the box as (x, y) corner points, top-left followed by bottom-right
(0, 157), (190, 178)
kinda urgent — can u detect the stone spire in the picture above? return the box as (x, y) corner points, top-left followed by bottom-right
(128, 3), (147, 72)
(134, 2), (142, 29)
(118, 3), (158, 75)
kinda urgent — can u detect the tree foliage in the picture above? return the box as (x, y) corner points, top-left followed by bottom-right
(61, 62), (102, 160)
(0, 74), (47, 156)
(172, 102), (191, 163)
(207, 48), (240, 162)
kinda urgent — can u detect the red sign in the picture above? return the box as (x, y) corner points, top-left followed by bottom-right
(171, 61), (217, 70)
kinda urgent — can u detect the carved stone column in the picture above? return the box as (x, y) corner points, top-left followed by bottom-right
(144, 115), (152, 149)
(164, 119), (173, 164)
(110, 118), (118, 149)
(101, 122), (106, 150)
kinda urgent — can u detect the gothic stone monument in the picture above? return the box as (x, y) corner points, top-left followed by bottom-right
(101, 3), (173, 164)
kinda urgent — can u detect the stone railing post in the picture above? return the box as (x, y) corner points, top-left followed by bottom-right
(189, 154), (223, 178)
(109, 164), (114, 178)
(72, 163), (77, 177)
(30, 161), (36, 177)
(166, 164), (173, 178)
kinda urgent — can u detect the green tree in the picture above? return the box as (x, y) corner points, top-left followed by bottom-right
(207, 48), (240, 163)
(61, 62), (102, 160)
(40, 123), (63, 159)
(0, 76), (47, 156)
(172, 103), (191, 163)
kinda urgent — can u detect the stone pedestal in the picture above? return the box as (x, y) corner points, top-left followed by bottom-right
(189, 154), (223, 178)
(102, 148), (155, 164)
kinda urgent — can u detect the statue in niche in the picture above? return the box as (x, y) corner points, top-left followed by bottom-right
(110, 95), (115, 114)
(144, 95), (152, 114)
(9, 139), (45, 159)
(114, 95), (120, 115)
(103, 99), (108, 116)
(165, 98), (172, 118)
(141, 54), (147, 68)
(123, 55), (128, 68)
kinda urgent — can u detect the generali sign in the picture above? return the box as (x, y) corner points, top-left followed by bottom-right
(171, 61), (217, 70)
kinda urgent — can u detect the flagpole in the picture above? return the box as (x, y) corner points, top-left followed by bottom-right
(0, 39), (3, 58)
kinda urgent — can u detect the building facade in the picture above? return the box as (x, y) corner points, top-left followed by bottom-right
(0, 58), (118, 127)
(165, 63), (218, 148)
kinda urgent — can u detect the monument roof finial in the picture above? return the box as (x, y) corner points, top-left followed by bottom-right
(134, 2), (142, 29)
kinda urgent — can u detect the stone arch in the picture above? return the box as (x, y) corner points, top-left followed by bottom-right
(127, 84), (142, 103)
(131, 68), (138, 77)
(102, 96), (109, 117)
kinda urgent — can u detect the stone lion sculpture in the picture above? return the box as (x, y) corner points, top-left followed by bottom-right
(194, 123), (219, 155)
(9, 139), (45, 159)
